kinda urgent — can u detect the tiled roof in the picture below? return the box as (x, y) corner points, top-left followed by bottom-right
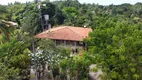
(35, 26), (92, 41)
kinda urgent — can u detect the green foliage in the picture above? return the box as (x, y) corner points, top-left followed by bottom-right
(4, 1), (142, 32)
(20, 3), (42, 35)
(87, 19), (142, 80)
(0, 62), (20, 80)
(0, 5), (9, 20)
(32, 39), (71, 67)
(59, 53), (95, 80)
(1, 1), (142, 80)
(0, 29), (31, 80)
(0, 20), (15, 43)
(7, 2), (26, 22)
(20, 1), (66, 35)
(31, 39), (71, 79)
(0, 5), (15, 42)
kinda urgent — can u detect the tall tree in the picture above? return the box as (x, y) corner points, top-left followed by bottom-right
(87, 19), (142, 80)
(0, 29), (31, 80)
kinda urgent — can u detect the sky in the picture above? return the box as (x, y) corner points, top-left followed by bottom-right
(0, 0), (142, 5)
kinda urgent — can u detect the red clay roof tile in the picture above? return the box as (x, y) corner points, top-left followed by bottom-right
(35, 26), (92, 41)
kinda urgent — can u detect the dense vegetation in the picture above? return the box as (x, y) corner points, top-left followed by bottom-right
(0, 0), (142, 80)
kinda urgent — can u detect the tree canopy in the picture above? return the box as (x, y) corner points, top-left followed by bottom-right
(0, 0), (142, 80)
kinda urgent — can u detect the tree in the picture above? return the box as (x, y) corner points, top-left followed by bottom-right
(87, 19), (142, 80)
(0, 5), (11, 42)
(0, 29), (31, 80)
(21, 3), (42, 35)
(7, 2), (26, 23)
(59, 52), (95, 80)
(0, 5), (9, 20)
(62, 7), (79, 25)
(0, 20), (16, 43)
(0, 62), (20, 80)
(31, 39), (71, 80)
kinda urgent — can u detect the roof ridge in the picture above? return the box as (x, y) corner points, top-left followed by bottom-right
(42, 26), (67, 33)
(53, 26), (67, 31)
(67, 27), (83, 38)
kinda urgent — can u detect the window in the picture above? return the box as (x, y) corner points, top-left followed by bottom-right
(56, 40), (64, 45)
(66, 40), (75, 46)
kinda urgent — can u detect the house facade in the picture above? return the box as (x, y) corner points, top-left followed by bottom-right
(35, 26), (92, 53)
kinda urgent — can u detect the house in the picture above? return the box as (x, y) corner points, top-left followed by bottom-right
(35, 26), (92, 52)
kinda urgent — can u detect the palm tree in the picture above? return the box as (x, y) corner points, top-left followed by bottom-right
(0, 4), (18, 43)
(0, 5), (11, 43)
(0, 20), (15, 43)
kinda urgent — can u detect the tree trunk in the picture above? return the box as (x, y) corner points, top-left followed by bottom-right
(66, 69), (70, 80)
(35, 69), (38, 80)
(51, 68), (54, 80)
(42, 64), (46, 80)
